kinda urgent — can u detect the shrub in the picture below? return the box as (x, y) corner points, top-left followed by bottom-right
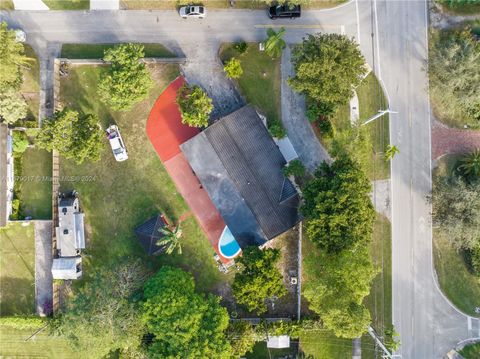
(0, 316), (45, 330)
(12, 131), (29, 155)
(316, 118), (334, 138)
(283, 159), (306, 178)
(176, 84), (213, 128)
(234, 41), (248, 54)
(268, 120), (286, 138)
(0, 88), (28, 124)
(224, 57), (243, 79)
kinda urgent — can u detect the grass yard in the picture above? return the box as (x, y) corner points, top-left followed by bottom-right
(219, 43), (283, 136)
(0, 223), (35, 316)
(299, 330), (352, 358)
(364, 214), (392, 334)
(43, 0), (89, 9)
(20, 45), (40, 123)
(0, 326), (76, 358)
(0, 0), (14, 9)
(121, 0), (346, 10)
(432, 155), (480, 317)
(459, 342), (480, 359)
(59, 64), (226, 292)
(61, 43), (175, 59)
(246, 341), (296, 359)
(18, 147), (52, 219)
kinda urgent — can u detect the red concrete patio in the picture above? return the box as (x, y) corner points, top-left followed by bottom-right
(432, 124), (480, 160)
(146, 77), (228, 263)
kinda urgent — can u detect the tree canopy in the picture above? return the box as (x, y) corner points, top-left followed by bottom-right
(289, 33), (366, 114)
(232, 246), (287, 315)
(98, 43), (153, 111)
(141, 266), (232, 359)
(0, 21), (30, 89)
(429, 29), (480, 128)
(432, 174), (480, 251)
(176, 83), (213, 128)
(301, 156), (375, 253)
(224, 57), (243, 79)
(36, 109), (104, 164)
(303, 242), (376, 338)
(52, 260), (148, 358)
(264, 27), (286, 58)
(0, 88), (28, 124)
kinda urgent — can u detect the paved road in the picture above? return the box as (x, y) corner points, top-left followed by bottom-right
(2, 3), (479, 357)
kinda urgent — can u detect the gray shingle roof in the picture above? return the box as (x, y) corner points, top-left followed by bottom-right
(180, 106), (300, 246)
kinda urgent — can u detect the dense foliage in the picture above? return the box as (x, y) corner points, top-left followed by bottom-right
(226, 321), (256, 357)
(36, 109), (104, 164)
(52, 260), (148, 358)
(224, 57), (243, 79)
(303, 241), (376, 338)
(12, 131), (29, 154)
(98, 43), (153, 111)
(142, 266), (232, 359)
(289, 33), (366, 115)
(436, 0), (480, 9)
(432, 174), (480, 251)
(283, 159), (306, 178)
(232, 246), (287, 315)
(301, 156), (375, 253)
(457, 150), (480, 180)
(264, 28), (286, 58)
(176, 84), (213, 128)
(0, 22), (30, 124)
(429, 29), (480, 128)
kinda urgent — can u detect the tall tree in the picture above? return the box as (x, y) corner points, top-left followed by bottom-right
(176, 84), (213, 128)
(98, 43), (153, 111)
(232, 246), (287, 315)
(264, 27), (286, 58)
(0, 88), (28, 124)
(432, 175), (480, 250)
(289, 33), (366, 114)
(142, 266), (232, 359)
(36, 109), (104, 164)
(51, 260), (148, 358)
(429, 29), (480, 127)
(0, 21), (30, 88)
(301, 156), (375, 253)
(303, 243), (376, 338)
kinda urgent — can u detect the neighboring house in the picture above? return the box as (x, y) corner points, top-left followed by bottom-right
(134, 214), (168, 255)
(181, 105), (301, 252)
(51, 192), (85, 280)
(0, 123), (14, 227)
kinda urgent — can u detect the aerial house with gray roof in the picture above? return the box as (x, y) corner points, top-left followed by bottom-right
(180, 105), (301, 254)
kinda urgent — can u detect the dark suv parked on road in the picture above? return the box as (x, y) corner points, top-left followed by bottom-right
(268, 4), (301, 19)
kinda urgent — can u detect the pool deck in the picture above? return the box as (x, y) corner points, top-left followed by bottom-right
(146, 76), (230, 263)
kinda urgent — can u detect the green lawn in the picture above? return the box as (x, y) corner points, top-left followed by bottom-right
(219, 43), (283, 136)
(18, 147), (52, 219)
(59, 64), (226, 291)
(0, 0), (14, 9)
(433, 155), (480, 317)
(61, 43), (175, 59)
(0, 223), (35, 316)
(459, 342), (480, 359)
(245, 341), (296, 359)
(364, 214), (392, 334)
(0, 326), (76, 358)
(43, 0), (89, 10)
(299, 330), (353, 358)
(20, 45), (40, 124)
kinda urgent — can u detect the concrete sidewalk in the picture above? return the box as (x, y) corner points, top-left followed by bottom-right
(34, 220), (53, 316)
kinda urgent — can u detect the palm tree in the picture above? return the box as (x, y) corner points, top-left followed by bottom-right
(385, 144), (399, 161)
(157, 224), (183, 255)
(264, 27), (286, 58)
(457, 149), (480, 179)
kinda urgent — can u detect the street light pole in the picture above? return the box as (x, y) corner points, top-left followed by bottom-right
(362, 109), (398, 126)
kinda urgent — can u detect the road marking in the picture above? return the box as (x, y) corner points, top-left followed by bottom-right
(355, 0), (361, 44)
(254, 24), (340, 29)
(340, 25), (345, 35)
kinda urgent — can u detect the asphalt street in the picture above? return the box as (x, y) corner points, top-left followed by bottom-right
(2, 2), (479, 357)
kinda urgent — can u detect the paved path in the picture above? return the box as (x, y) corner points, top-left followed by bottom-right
(12, 0), (48, 10)
(34, 220), (52, 316)
(432, 126), (480, 160)
(281, 45), (331, 173)
(38, 43), (60, 123)
(2, 4), (480, 356)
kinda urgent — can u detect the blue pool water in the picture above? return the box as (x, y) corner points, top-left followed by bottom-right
(218, 226), (241, 259)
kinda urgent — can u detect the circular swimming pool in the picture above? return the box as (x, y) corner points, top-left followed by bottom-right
(218, 226), (241, 259)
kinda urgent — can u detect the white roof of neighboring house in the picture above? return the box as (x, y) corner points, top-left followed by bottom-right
(56, 196), (85, 257)
(267, 335), (290, 349)
(52, 257), (82, 280)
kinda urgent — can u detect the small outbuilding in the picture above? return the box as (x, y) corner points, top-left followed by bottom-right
(134, 215), (168, 255)
(267, 335), (291, 349)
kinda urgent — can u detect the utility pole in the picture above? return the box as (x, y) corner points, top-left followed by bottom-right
(367, 326), (402, 359)
(362, 109), (398, 126)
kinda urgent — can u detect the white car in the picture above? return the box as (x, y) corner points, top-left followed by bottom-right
(106, 125), (128, 162)
(179, 5), (207, 19)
